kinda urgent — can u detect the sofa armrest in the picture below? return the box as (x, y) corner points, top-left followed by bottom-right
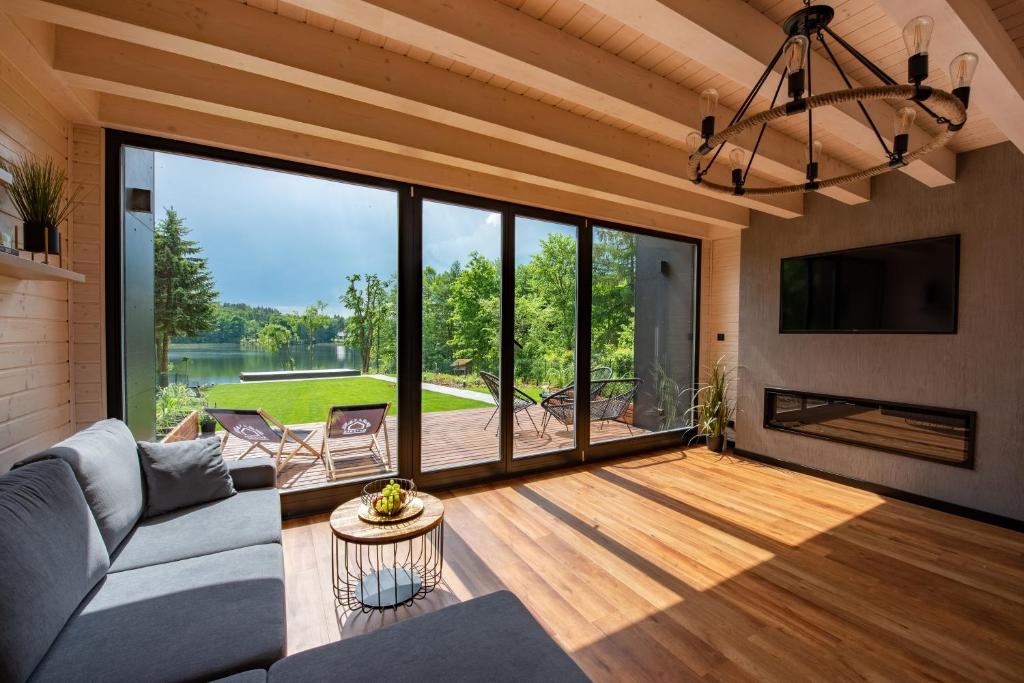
(227, 458), (277, 490)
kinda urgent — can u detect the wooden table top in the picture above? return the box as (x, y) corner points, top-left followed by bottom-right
(330, 492), (444, 544)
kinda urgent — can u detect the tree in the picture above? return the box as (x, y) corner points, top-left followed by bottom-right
(298, 300), (331, 346)
(154, 207), (218, 376)
(341, 274), (392, 373)
(449, 253), (500, 373)
(256, 322), (291, 353)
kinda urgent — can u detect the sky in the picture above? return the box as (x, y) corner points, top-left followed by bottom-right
(155, 152), (575, 315)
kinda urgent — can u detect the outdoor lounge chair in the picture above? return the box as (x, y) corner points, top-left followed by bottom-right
(322, 403), (392, 479)
(540, 377), (642, 436)
(205, 408), (321, 471)
(479, 371), (540, 435)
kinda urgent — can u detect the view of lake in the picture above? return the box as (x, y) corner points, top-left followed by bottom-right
(168, 343), (363, 386)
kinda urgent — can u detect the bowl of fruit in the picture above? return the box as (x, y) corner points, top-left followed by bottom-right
(361, 478), (418, 518)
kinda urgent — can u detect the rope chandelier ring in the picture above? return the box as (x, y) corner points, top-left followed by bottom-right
(687, 84), (967, 197)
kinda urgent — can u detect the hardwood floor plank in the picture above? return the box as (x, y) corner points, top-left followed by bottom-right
(279, 446), (1024, 682)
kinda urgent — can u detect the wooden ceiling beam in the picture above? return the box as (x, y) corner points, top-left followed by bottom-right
(282, 0), (869, 205)
(96, 94), (732, 240)
(53, 28), (749, 229)
(585, 0), (958, 187)
(3, 0), (802, 218)
(875, 0), (1024, 155)
(0, 13), (97, 124)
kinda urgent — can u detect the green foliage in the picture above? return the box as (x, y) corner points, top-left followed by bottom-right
(256, 322), (291, 353)
(0, 154), (84, 227)
(204, 377), (487, 425)
(175, 302), (344, 345)
(341, 274), (395, 374)
(449, 253), (500, 373)
(155, 383), (206, 436)
(298, 300), (331, 346)
(682, 357), (736, 439)
(154, 208), (218, 374)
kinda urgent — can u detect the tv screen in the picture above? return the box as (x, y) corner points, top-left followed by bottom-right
(780, 235), (959, 333)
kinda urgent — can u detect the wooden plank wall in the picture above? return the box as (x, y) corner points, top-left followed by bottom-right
(0, 49), (74, 470)
(700, 235), (740, 379)
(70, 125), (104, 430)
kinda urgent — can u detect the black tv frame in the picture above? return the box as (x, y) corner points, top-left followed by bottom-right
(778, 234), (961, 335)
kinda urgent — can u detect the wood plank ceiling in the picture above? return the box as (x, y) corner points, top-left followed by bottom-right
(2, 0), (1022, 238)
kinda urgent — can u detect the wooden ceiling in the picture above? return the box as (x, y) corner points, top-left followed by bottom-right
(3, 0), (1023, 238)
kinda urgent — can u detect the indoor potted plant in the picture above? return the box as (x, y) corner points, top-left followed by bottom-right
(0, 154), (84, 263)
(683, 357), (736, 453)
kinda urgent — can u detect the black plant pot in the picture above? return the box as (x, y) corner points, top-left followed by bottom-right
(23, 221), (60, 255)
(200, 420), (216, 436)
(707, 433), (726, 453)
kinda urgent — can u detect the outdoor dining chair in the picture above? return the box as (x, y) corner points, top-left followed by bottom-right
(205, 408), (321, 471)
(479, 371), (540, 436)
(322, 403), (392, 479)
(539, 377), (642, 436)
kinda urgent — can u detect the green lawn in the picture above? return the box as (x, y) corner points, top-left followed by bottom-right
(205, 377), (489, 425)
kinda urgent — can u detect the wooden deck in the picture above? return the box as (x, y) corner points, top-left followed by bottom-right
(220, 405), (642, 490)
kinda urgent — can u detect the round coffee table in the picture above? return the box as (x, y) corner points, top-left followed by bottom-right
(330, 492), (444, 613)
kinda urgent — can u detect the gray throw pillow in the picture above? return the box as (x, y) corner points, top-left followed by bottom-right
(137, 438), (236, 517)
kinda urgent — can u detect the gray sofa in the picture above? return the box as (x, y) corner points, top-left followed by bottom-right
(0, 419), (285, 683)
(0, 419), (590, 683)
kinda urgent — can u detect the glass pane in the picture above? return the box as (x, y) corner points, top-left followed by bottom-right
(148, 151), (398, 490)
(590, 227), (697, 444)
(420, 200), (502, 472)
(513, 216), (576, 458)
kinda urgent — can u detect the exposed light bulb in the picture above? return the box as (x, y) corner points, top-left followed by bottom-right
(902, 16), (934, 57)
(950, 52), (978, 89)
(699, 89), (719, 119)
(729, 148), (746, 172)
(784, 35), (809, 74)
(686, 132), (702, 153)
(894, 107), (917, 136)
(806, 140), (822, 165)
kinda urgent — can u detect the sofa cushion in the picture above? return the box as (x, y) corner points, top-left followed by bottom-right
(109, 487), (281, 572)
(227, 457), (278, 490)
(0, 459), (109, 683)
(17, 419), (144, 554)
(267, 591), (590, 683)
(29, 544), (286, 683)
(211, 671), (268, 683)
(137, 437), (236, 517)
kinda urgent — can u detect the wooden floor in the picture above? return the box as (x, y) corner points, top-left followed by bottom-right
(222, 405), (642, 490)
(281, 447), (1024, 682)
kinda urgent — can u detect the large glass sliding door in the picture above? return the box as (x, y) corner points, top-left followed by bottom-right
(590, 225), (698, 445)
(419, 198), (502, 474)
(111, 131), (700, 510)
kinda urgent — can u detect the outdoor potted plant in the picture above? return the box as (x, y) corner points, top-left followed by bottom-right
(0, 154), (84, 262)
(683, 357), (736, 453)
(200, 410), (217, 436)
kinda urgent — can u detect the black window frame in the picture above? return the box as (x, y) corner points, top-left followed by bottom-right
(104, 129), (702, 516)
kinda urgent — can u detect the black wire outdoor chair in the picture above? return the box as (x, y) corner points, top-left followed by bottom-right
(479, 371), (540, 436)
(539, 377), (642, 436)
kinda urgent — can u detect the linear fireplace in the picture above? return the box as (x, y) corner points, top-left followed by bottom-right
(764, 388), (976, 468)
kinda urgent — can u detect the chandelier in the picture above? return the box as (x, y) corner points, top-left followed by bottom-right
(686, 3), (978, 197)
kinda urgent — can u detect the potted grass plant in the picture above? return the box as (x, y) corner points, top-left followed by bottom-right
(0, 155), (84, 261)
(683, 357), (736, 452)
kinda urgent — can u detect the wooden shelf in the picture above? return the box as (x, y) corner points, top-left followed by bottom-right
(0, 251), (85, 283)
(0, 168), (11, 188)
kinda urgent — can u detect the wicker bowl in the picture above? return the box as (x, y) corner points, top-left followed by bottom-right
(360, 478), (418, 517)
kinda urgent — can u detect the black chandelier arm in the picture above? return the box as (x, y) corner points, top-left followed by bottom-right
(821, 26), (946, 125)
(816, 31), (892, 157)
(743, 65), (789, 184)
(687, 84), (966, 195)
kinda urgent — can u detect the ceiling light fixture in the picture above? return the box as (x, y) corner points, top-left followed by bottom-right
(687, 1), (978, 197)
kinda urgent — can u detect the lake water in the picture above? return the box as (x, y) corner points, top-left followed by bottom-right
(168, 343), (363, 386)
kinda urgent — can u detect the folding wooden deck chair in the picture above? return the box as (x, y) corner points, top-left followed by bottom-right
(205, 408), (321, 471)
(321, 403), (392, 480)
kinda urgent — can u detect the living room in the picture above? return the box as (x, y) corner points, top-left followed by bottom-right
(1, 1), (1022, 681)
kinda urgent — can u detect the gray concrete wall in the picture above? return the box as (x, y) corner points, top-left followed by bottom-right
(737, 142), (1024, 521)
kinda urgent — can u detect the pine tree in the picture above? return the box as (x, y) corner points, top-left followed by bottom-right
(154, 208), (218, 377)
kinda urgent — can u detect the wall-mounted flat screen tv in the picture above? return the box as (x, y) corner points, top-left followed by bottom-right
(780, 235), (959, 333)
